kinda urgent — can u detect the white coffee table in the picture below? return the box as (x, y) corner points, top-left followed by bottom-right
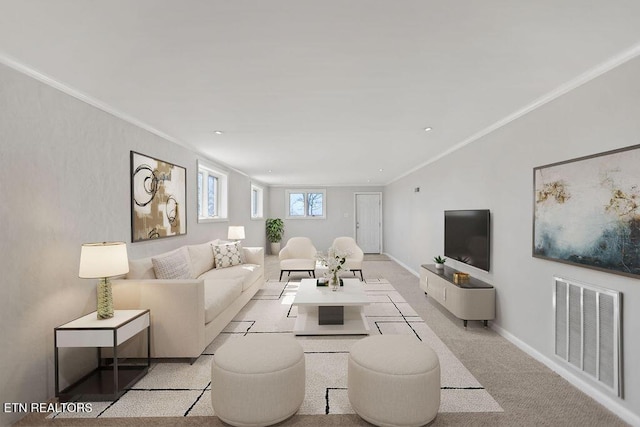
(292, 278), (370, 335)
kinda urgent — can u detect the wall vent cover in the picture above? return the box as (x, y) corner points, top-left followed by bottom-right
(554, 277), (622, 397)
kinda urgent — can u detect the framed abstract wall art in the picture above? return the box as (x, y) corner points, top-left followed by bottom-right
(130, 151), (187, 242)
(533, 144), (640, 278)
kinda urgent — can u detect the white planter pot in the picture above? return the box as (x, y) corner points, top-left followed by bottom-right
(270, 242), (281, 255)
(435, 263), (444, 270)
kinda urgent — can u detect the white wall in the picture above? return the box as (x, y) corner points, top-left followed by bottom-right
(0, 63), (268, 426)
(384, 56), (640, 421)
(269, 186), (383, 252)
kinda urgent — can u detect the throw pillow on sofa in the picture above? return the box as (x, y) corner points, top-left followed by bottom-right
(212, 242), (243, 268)
(152, 248), (191, 279)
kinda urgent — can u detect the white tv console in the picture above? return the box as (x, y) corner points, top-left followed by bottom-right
(420, 264), (495, 327)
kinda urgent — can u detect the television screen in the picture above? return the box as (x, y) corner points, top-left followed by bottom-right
(444, 210), (491, 271)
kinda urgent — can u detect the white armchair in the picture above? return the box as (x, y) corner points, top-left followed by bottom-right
(279, 237), (318, 281)
(332, 236), (364, 280)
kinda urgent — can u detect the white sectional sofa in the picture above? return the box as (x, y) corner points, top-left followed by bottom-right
(112, 240), (264, 360)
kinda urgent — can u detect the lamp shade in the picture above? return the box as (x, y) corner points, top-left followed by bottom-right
(79, 242), (129, 279)
(227, 226), (245, 240)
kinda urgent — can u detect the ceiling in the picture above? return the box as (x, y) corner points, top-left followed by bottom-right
(2, 1), (640, 186)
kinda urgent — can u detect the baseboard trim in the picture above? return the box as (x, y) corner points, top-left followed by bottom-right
(380, 252), (639, 424)
(382, 252), (419, 277)
(491, 323), (640, 426)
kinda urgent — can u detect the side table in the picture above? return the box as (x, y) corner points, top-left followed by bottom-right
(55, 309), (150, 402)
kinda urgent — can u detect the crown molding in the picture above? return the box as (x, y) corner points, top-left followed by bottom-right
(0, 52), (253, 179)
(388, 42), (640, 186)
(268, 183), (384, 188)
(0, 53), (198, 150)
(4, 41), (640, 189)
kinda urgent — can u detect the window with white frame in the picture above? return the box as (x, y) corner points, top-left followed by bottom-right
(251, 183), (264, 219)
(197, 160), (228, 222)
(285, 189), (326, 219)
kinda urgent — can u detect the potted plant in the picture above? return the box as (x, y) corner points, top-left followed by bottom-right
(433, 256), (446, 270)
(266, 218), (285, 255)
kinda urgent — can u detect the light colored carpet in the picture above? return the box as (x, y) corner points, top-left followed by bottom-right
(16, 255), (627, 426)
(49, 278), (501, 420)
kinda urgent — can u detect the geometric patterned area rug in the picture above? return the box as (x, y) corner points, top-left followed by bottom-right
(51, 278), (502, 419)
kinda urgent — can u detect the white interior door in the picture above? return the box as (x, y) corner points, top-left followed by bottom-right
(355, 193), (381, 254)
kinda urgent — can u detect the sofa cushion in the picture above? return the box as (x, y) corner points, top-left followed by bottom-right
(188, 241), (216, 278)
(127, 257), (155, 279)
(152, 248), (191, 280)
(212, 242), (243, 268)
(204, 278), (243, 324)
(238, 264), (263, 291)
(199, 264), (263, 291)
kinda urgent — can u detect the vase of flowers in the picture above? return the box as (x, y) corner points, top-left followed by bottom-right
(329, 272), (340, 291)
(318, 248), (349, 291)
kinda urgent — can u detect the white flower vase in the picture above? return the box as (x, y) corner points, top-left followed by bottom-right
(330, 274), (340, 291)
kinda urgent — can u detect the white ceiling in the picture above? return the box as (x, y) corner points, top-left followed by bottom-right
(2, 1), (640, 185)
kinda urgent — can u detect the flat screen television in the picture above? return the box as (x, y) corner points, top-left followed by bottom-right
(444, 209), (491, 271)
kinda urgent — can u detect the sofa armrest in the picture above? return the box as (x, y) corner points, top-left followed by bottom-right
(243, 246), (265, 266)
(111, 279), (205, 359)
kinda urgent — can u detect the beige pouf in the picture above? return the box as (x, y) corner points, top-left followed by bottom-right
(211, 334), (305, 427)
(348, 334), (440, 427)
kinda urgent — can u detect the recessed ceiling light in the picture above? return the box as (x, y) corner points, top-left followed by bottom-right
(268, 170), (273, 173)
(379, 168), (384, 172)
(424, 127), (432, 132)
(214, 130), (223, 135)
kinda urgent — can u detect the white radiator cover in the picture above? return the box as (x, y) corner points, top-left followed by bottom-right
(554, 277), (622, 397)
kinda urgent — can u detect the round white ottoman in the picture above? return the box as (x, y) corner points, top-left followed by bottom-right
(211, 334), (305, 427)
(348, 335), (440, 427)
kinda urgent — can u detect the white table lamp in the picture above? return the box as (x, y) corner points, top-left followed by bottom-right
(228, 226), (245, 241)
(79, 242), (129, 319)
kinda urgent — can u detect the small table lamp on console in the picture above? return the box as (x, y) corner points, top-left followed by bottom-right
(228, 226), (245, 242)
(79, 241), (129, 319)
